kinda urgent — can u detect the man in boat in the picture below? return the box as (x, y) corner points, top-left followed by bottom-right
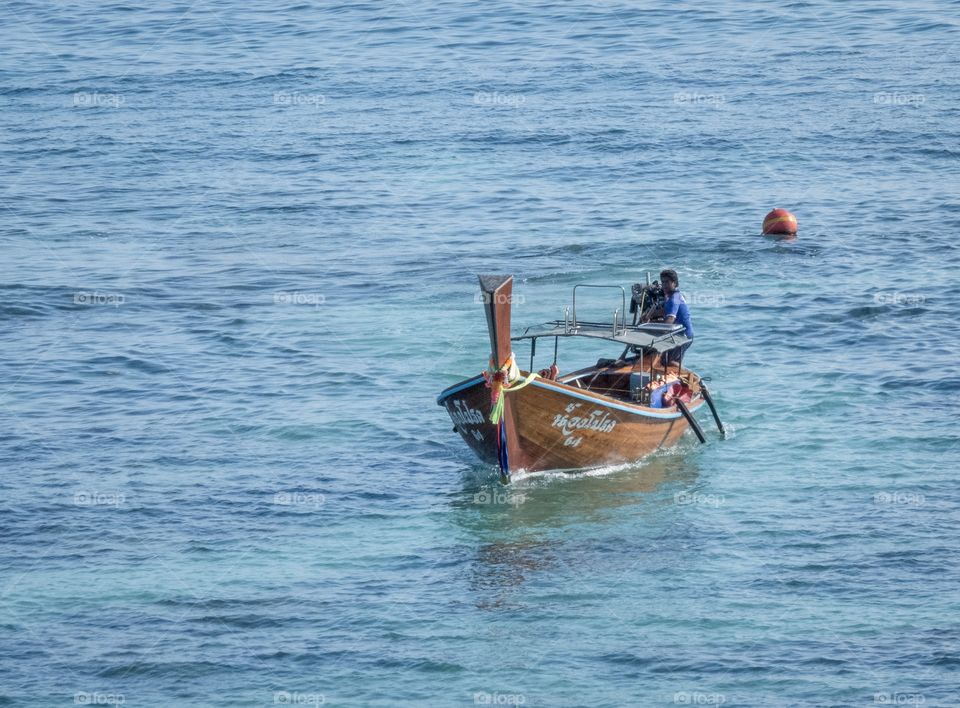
(643, 268), (694, 368)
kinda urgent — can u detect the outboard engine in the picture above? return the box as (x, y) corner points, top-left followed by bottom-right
(629, 281), (665, 324)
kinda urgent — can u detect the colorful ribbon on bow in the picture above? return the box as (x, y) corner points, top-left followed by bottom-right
(481, 353), (538, 481)
(481, 354), (538, 424)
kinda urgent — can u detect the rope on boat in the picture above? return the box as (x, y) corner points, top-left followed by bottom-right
(482, 354), (538, 425)
(482, 352), (539, 482)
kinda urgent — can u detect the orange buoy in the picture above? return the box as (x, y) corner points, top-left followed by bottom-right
(762, 208), (798, 236)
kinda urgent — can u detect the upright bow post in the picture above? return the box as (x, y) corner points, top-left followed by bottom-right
(478, 274), (519, 483)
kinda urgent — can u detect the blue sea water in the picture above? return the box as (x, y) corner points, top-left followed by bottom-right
(1, 1), (959, 705)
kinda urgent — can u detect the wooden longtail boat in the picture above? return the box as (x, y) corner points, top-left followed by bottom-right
(437, 275), (724, 481)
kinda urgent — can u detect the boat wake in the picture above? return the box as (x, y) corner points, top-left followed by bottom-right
(507, 438), (698, 486)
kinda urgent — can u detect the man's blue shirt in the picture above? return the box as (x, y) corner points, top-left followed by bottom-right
(664, 291), (694, 338)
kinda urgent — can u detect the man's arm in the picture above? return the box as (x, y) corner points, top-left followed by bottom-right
(662, 293), (678, 324)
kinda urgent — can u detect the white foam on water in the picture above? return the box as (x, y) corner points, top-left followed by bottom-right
(506, 440), (694, 487)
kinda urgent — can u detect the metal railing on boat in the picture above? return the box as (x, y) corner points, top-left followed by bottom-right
(571, 284), (627, 336)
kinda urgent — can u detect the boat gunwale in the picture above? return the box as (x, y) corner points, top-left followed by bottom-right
(436, 372), (704, 420)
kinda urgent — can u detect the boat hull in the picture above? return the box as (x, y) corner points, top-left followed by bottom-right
(438, 374), (703, 473)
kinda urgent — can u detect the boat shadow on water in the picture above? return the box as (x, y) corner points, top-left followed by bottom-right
(454, 442), (702, 530)
(451, 447), (704, 609)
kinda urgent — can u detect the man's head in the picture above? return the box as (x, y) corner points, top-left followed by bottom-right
(660, 269), (679, 294)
